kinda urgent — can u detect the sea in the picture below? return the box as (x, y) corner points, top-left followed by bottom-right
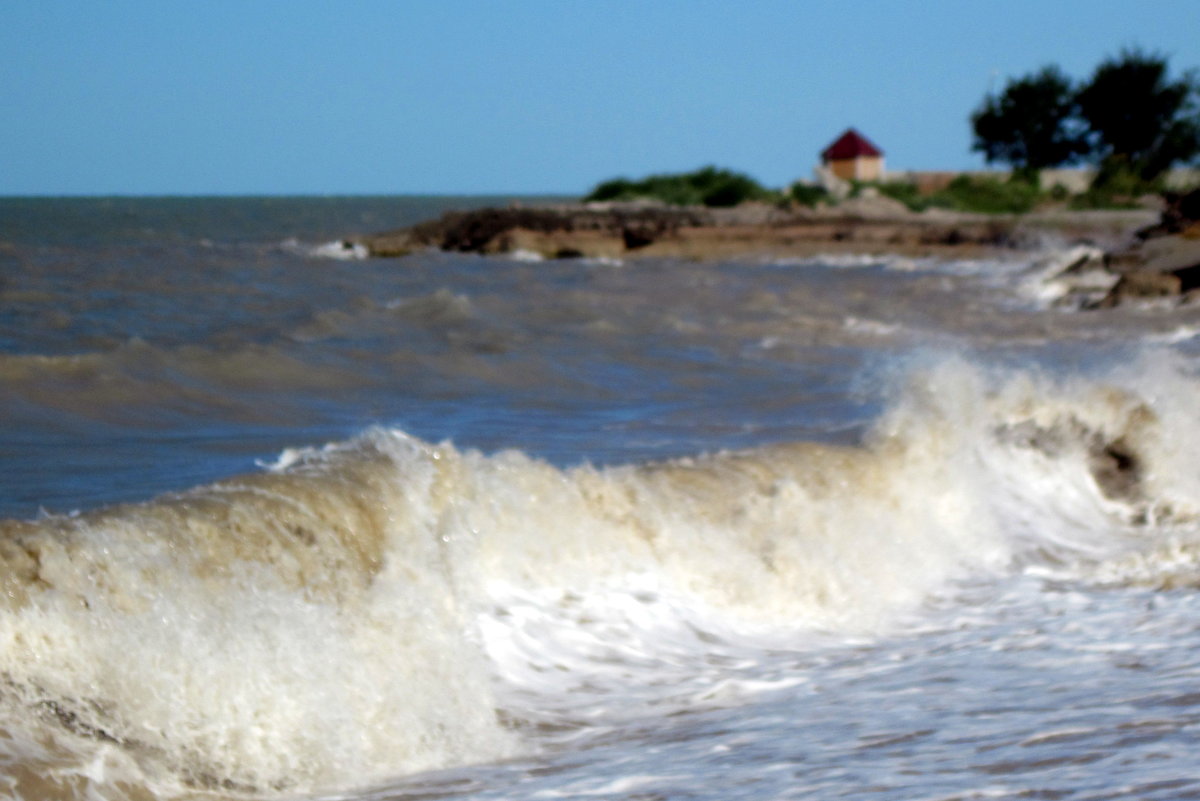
(2, 196), (1200, 801)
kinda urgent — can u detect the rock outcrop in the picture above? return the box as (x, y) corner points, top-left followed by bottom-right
(363, 204), (712, 258)
(359, 201), (1027, 261)
(1091, 188), (1200, 308)
(1026, 189), (1200, 309)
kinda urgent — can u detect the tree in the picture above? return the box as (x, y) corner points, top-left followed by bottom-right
(971, 65), (1088, 177)
(1076, 49), (1200, 183)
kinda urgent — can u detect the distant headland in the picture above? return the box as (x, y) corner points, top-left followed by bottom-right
(355, 176), (1200, 310)
(358, 197), (1156, 262)
(358, 68), (1200, 306)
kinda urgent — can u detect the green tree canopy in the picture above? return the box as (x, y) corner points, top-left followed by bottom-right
(971, 65), (1087, 175)
(1076, 49), (1200, 182)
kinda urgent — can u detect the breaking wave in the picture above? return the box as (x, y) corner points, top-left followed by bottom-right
(1, 353), (1199, 797)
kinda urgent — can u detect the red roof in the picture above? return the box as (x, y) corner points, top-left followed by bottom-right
(821, 128), (883, 161)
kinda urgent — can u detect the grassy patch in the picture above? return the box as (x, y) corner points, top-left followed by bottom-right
(933, 175), (1043, 213)
(849, 176), (1046, 214)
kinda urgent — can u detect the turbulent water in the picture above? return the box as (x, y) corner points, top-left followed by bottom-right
(3, 197), (1200, 800)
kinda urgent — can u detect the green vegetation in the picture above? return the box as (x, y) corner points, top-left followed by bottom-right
(788, 183), (829, 207)
(1066, 169), (1151, 210)
(932, 175), (1044, 214)
(581, 50), (1198, 217)
(861, 175), (1044, 214)
(867, 180), (928, 211)
(972, 49), (1200, 194)
(584, 166), (777, 207)
(1077, 50), (1200, 185)
(971, 65), (1087, 176)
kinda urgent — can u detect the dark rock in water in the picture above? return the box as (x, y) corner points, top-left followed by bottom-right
(364, 204), (711, 257)
(1094, 240), (1200, 307)
(1176, 262), (1200, 294)
(1093, 270), (1183, 308)
(621, 219), (665, 249)
(1091, 187), (1200, 308)
(1120, 236), (1200, 275)
(1137, 187), (1200, 239)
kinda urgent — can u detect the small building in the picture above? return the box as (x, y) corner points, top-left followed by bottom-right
(820, 128), (885, 182)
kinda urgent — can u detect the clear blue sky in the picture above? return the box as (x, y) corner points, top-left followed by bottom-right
(4, 0), (1198, 196)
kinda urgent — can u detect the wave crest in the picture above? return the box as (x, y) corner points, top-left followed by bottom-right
(2, 354), (1199, 796)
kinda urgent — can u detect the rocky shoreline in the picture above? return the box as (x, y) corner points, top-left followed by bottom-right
(359, 190), (1200, 309)
(361, 197), (1152, 260)
(1030, 189), (1200, 309)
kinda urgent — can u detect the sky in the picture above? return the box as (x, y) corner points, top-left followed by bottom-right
(3, 0), (1199, 196)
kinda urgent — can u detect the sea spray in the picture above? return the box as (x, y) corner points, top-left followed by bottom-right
(1, 354), (1199, 797)
(0, 435), (518, 795)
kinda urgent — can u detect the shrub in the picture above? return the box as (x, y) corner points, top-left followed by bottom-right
(872, 181), (928, 211)
(930, 175), (1043, 214)
(1067, 167), (1151, 209)
(789, 183), (829, 207)
(838, 176), (1042, 214)
(1068, 189), (1144, 210)
(587, 178), (639, 203)
(584, 166), (774, 207)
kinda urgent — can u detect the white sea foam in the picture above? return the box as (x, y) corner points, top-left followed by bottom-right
(768, 253), (894, 269)
(507, 248), (545, 262)
(1016, 244), (1115, 308)
(1145, 324), (1200, 344)
(2, 353), (1200, 797)
(581, 255), (625, 267)
(281, 238), (369, 260)
(842, 316), (903, 337)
